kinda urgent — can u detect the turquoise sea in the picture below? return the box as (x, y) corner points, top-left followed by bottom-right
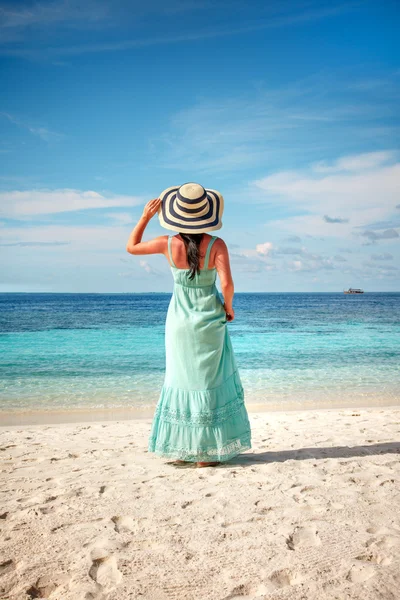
(1, 292), (399, 415)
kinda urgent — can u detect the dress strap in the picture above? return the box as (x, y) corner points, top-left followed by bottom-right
(204, 235), (218, 270)
(167, 235), (177, 268)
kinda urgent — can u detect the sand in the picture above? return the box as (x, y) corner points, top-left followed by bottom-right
(1, 406), (399, 600)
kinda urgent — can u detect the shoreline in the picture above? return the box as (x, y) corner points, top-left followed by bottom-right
(1, 395), (399, 426)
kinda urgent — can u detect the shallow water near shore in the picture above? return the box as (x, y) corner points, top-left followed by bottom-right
(1, 292), (399, 420)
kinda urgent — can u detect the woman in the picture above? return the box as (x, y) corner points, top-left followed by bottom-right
(126, 182), (251, 467)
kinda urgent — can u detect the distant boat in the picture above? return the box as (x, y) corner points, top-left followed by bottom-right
(344, 288), (364, 294)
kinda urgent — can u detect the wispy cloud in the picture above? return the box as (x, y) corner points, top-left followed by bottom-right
(0, 1), (363, 59)
(0, 111), (63, 142)
(149, 71), (400, 174)
(235, 239), (357, 276)
(0, 188), (143, 219)
(283, 235), (302, 243)
(0, 223), (145, 260)
(229, 251), (276, 274)
(0, 1), (109, 35)
(286, 257), (336, 273)
(313, 151), (395, 173)
(253, 151), (400, 241)
(139, 259), (164, 275)
(0, 0), (222, 33)
(104, 212), (135, 225)
(0, 240), (70, 247)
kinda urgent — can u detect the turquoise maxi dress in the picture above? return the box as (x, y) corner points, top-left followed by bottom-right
(148, 234), (252, 462)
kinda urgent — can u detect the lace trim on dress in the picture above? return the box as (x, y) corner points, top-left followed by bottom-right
(153, 370), (246, 426)
(153, 386), (245, 426)
(148, 433), (252, 463)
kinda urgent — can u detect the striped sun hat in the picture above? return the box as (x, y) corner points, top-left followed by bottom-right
(158, 182), (224, 233)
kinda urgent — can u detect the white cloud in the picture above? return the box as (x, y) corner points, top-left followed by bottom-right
(139, 260), (153, 273)
(139, 259), (164, 275)
(254, 151), (400, 240)
(285, 256), (335, 272)
(0, 223), (133, 253)
(0, 188), (143, 219)
(256, 241), (273, 256)
(312, 151), (395, 173)
(291, 260), (303, 271)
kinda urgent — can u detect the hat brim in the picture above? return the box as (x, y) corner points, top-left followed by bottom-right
(157, 185), (224, 233)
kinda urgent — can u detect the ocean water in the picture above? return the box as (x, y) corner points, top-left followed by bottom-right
(0, 292), (399, 414)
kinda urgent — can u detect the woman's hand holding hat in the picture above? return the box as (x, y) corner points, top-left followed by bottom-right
(142, 198), (161, 221)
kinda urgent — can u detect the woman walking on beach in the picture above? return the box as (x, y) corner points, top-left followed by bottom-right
(126, 183), (251, 467)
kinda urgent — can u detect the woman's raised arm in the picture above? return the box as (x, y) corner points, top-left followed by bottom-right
(126, 198), (167, 255)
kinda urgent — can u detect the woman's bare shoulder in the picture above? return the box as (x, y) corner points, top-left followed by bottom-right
(213, 236), (228, 251)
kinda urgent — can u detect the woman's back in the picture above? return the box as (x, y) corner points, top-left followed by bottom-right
(167, 234), (218, 290)
(167, 233), (219, 271)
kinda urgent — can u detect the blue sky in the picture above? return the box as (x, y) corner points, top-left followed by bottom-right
(1, 0), (399, 292)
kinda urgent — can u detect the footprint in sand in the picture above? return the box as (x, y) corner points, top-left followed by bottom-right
(26, 574), (69, 599)
(268, 568), (304, 589)
(329, 502), (345, 510)
(224, 581), (273, 599)
(39, 505), (56, 515)
(346, 563), (375, 583)
(0, 559), (16, 576)
(222, 568), (305, 597)
(286, 525), (321, 550)
(111, 515), (136, 533)
(358, 534), (398, 565)
(355, 549), (392, 566)
(88, 548), (122, 590)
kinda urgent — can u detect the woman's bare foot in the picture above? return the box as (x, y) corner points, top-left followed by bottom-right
(196, 461), (220, 468)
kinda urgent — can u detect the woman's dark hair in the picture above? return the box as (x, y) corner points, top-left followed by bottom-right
(179, 232), (204, 280)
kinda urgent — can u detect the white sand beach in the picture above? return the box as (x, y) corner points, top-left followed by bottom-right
(1, 407), (399, 600)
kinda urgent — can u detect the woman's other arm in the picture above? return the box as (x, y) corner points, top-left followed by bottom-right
(214, 239), (235, 322)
